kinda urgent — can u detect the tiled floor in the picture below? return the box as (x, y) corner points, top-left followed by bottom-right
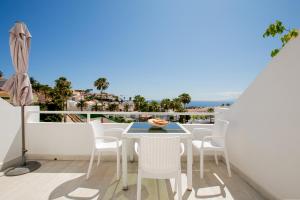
(0, 160), (265, 200)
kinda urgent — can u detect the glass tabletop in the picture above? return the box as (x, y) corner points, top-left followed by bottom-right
(127, 122), (186, 133)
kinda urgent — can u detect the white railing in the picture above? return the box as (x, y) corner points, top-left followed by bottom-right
(37, 111), (215, 115)
(28, 110), (221, 123)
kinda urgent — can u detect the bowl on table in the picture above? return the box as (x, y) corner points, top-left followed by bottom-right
(148, 118), (169, 128)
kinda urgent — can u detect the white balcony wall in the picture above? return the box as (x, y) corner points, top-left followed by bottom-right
(26, 122), (130, 160)
(25, 121), (212, 160)
(224, 35), (300, 199)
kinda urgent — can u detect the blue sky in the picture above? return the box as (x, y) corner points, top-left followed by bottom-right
(0, 0), (299, 100)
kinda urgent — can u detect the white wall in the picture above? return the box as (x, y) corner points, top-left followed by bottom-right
(225, 36), (300, 199)
(0, 98), (21, 169)
(25, 122), (211, 160)
(26, 122), (130, 159)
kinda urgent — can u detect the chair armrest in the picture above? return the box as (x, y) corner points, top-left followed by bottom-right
(104, 128), (125, 138)
(180, 143), (184, 156)
(202, 136), (224, 142)
(202, 136), (224, 148)
(134, 142), (139, 155)
(192, 128), (213, 139)
(95, 136), (121, 148)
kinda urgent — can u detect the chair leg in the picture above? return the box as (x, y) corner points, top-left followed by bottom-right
(174, 177), (177, 192)
(97, 152), (101, 167)
(86, 148), (95, 179)
(214, 151), (219, 166)
(200, 149), (204, 179)
(117, 148), (120, 179)
(177, 172), (182, 200)
(224, 149), (232, 177)
(137, 171), (142, 200)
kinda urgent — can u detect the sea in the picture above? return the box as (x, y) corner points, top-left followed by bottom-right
(187, 100), (235, 107)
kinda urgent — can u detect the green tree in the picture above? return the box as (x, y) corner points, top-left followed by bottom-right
(40, 84), (52, 102)
(0, 70), (3, 79)
(263, 20), (298, 57)
(108, 103), (119, 111)
(77, 99), (87, 111)
(30, 77), (41, 93)
(53, 77), (72, 110)
(160, 98), (171, 111)
(207, 107), (214, 123)
(171, 98), (184, 112)
(179, 93), (191, 109)
(148, 101), (160, 112)
(133, 95), (147, 111)
(94, 77), (109, 110)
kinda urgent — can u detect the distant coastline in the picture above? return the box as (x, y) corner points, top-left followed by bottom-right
(187, 100), (235, 107)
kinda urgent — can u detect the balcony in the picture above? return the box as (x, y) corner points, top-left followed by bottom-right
(0, 105), (282, 199)
(1, 35), (300, 199)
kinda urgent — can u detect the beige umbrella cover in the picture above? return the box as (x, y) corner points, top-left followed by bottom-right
(1, 22), (33, 106)
(1, 22), (40, 176)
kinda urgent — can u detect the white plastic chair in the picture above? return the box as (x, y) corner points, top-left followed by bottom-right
(86, 120), (124, 179)
(135, 136), (183, 200)
(192, 126), (217, 165)
(192, 119), (231, 179)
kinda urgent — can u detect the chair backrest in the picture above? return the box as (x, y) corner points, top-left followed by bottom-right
(139, 136), (181, 174)
(212, 119), (230, 147)
(89, 120), (105, 143)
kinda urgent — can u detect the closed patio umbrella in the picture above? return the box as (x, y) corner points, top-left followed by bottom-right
(1, 21), (41, 176)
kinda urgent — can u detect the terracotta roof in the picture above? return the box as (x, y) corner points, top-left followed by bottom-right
(0, 91), (9, 98)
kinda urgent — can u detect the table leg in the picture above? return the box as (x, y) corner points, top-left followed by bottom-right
(122, 138), (128, 190)
(187, 138), (193, 191)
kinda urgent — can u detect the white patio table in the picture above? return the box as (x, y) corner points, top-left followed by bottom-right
(122, 122), (193, 191)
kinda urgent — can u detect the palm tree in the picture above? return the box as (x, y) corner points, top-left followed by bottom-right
(54, 77), (72, 110)
(179, 93), (191, 109)
(170, 98), (183, 112)
(133, 95), (146, 111)
(160, 98), (171, 111)
(94, 77), (109, 111)
(148, 101), (160, 112)
(207, 107), (214, 123)
(77, 99), (87, 111)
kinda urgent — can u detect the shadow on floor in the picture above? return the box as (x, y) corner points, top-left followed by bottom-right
(46, 161), (264, 200)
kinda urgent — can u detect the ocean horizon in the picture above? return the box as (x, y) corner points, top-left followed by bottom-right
(187, 100), (235, 107)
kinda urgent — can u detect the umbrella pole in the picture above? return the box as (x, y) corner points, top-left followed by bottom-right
(21, 105), (27, 166)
